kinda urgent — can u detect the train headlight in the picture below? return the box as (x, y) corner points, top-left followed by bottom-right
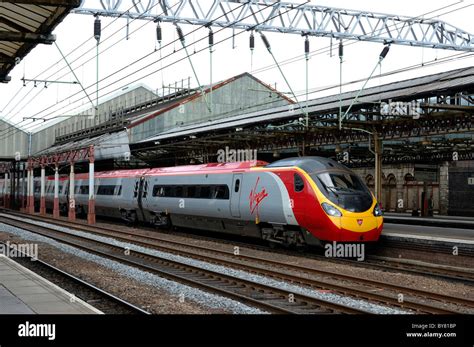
(373, 204), (383, 217)
(321, 202), (342, 217)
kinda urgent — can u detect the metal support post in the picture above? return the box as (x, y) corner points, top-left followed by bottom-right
(88, 146), (96, 225)
(68, 163), (75, 221)
(40, 164), (46, 215)
(53, 164), (60, 219)
(374, 135), (383, 206)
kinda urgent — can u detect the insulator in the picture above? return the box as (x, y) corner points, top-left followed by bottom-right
(304, 36), (310, 54)
(94, 17), (101, 42)
(156, 23), (162, 44)
(338, 40), (343, 58)
(208, 29), (214, 46)
(380, 45), (390, 59)
(250, 32), (255, 50)
(261, 33), (271, 51)
(176, 26), (185, 43)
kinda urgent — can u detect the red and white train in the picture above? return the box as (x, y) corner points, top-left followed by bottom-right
(0, 157), (383, 246)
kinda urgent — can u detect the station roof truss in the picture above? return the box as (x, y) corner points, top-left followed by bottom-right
(28, 143), (94, 169)
(131, 67), (474, 165)
(73, 0), (474, 52)
(0, 0), (81, 83)
(28, 130), (131, 170)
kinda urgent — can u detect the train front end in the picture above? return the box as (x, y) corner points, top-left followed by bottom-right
(309, 168), (383, 242)
(272, 157), (383, 244)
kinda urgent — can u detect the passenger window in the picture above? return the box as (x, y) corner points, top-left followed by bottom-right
(200, 186), (211, 199)
(187, 186), (196, 198)
(234, 179), (240, 193)
(294, 174), (304, 192)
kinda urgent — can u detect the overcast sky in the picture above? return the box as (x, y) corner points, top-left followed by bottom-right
(0, 0), (473, 134)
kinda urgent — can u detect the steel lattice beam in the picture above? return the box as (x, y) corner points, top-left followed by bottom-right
(73, 0), (474, 51)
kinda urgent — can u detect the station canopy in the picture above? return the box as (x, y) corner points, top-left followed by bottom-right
(33, 130), (131, 163)
(0, 0), (80, 83)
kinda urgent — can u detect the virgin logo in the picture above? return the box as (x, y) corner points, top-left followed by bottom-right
(249, 177), (268, 216)
(357, 219), (363, 226)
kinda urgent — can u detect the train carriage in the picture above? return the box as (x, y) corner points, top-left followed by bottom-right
(4, 157), (383, 247)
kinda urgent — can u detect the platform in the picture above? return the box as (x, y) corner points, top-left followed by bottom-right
(382, 222), (474, 243)
(0, 255), (102, 314)
(384, 213), (474, 230)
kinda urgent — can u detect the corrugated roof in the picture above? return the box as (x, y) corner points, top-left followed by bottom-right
(0, 0), (80, 82)
(128, 72), (294, 129)
(137, 66), (474, 144)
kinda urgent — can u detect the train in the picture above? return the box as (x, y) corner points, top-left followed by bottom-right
(0, 157), (383, 247)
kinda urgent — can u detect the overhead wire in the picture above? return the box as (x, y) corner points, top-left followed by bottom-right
(0, 1), (471, 143)
(1, 1), (165, 121)
(4, 0), (467, 128)
(0, 0), (260, 140)
(2, 1), (276, 135)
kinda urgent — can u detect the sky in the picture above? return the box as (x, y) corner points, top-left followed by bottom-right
(0, 0), (473, 135)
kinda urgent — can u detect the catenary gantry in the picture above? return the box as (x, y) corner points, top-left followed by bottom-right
(73, 0), (474, 52)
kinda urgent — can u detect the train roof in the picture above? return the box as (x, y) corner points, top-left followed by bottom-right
(43, 158), (354, 181)
(266, 157), (351, 173)
(147, 161), (268, 175)
(48, 169), (151, 180)
(47, 161), (269, 180)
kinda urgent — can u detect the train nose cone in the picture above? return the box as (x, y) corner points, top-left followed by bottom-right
(341, 216), (377, 233)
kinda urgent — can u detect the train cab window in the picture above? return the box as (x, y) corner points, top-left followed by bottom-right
(116, 186), (122, 196)
(234, 179), (240, 193)
(294, 174), (304, 192)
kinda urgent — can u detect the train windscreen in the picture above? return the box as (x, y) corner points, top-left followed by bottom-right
(312, 172), (373, 213)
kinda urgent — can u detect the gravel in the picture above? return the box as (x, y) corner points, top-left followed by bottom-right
(0, 215), (410, 314)
(0, 220), (265, 314)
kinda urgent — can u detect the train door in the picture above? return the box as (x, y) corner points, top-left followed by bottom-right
(230, 173), (243, 218)
(137, 176), (149, 220)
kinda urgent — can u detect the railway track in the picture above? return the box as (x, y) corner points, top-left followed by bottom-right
(4, 209), (474, 285)
(0, 240), (150, 315)
(0, 214), (373, 314)
(330, 255), (474, 285)
(1, 212), (473, 314)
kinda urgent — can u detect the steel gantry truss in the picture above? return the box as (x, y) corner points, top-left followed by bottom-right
(73, 0), (474, 51)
